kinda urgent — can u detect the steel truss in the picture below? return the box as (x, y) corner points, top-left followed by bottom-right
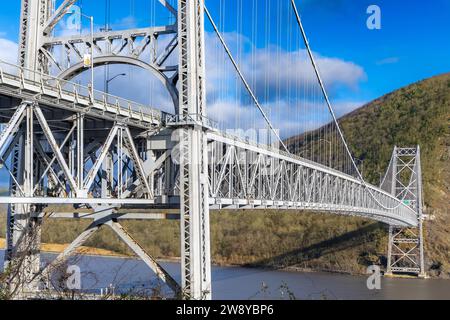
(20, 0), (179, 112)
(39, 206), (181, 297)
(4, 0), (211, 301)
(0, 100), (179, 297)
(206, 132), (418, 227)
(0, 60), (163, 128)
(384, 147), (426, 277)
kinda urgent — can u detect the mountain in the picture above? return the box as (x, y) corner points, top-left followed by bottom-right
(279, 72), (450, 277)
(336, 72), (450, 277)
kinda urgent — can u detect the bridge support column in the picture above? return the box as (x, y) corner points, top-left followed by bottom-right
(385, 146), (426, 277)
(4, 103), (42, 298)
(19, 0), (51, 77)
(176, 0), (212, 300)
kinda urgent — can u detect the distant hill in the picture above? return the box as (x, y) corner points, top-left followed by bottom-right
(286, 73), (450, 275)
(339, 73), (450, 277)
(287, 72), (450, 276)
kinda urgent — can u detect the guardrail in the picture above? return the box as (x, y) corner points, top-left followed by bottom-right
(166, 113), (219, 130)
(0, 59), (164, 123)
(208, 130), (418, 226)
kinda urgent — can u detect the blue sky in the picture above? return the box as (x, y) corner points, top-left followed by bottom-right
(296, 0), (450, 100)
(0, 0), (449, 105)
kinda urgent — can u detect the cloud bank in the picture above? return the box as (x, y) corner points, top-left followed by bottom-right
(0, 38), (18, 64)
(0, 33), (366, 138)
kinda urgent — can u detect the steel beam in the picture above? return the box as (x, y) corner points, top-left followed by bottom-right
(84, 125), (119, 192)
(42, 0), (77, 35)
(41, 218), (103, 289)
(106, 220), (181, 296)
(0, 103), (28, 157)
(0, 197), (155, 205)
(4, 103), (42, 298)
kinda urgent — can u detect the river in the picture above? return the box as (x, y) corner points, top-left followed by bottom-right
(0, 250), (449, 300)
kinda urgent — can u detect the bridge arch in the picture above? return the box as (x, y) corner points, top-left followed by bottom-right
(57, 55), (179, 113)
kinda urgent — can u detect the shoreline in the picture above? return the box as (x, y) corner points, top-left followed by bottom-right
(1, 238), (445, 279)
(0, 238), (129, 259)
(1, 238), (357, 275)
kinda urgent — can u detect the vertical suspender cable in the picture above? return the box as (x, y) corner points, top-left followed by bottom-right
(289, 0), (361, 177)
(204, 5), (289, 153)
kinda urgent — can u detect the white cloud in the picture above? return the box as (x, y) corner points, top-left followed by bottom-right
(0, 29), (367, 139)
(0, 38), (18, 74)
(0, 38), (18, 64)
(242, 47), (366, 95)
(68, 29), (367, 137)
(205, 32), (367, 103)
(376, 57), (400, 65)
(208, 97), (365, 139)
(203, 31), (366, 138)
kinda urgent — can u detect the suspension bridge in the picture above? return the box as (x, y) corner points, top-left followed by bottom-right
(0, 0), (426, 300)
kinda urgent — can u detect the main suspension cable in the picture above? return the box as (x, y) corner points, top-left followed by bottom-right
(289, 0), (407, 211)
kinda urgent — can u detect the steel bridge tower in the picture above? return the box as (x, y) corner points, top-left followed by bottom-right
(175, 0), (212, 299)
(6, 0), (211, 300)
(5, 0), (53, 297)
(383, 147), (426, 277)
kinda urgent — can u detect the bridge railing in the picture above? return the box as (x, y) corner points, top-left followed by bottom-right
(0, 60), (163, 123)
(166, 113), (219, 130)
(214, 129), (353, 177)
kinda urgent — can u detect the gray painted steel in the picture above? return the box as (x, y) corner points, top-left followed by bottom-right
(0, 0), (426, 300)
